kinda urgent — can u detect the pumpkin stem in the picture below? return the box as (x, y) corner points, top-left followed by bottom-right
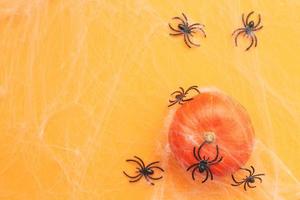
(203, 131), (215, 143)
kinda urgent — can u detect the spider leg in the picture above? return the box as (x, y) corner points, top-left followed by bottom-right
(234, 31), (244, 46)
(179, 87), (185, 93)
(148, 175), (163, 180)
(123, 171), (141, 179)
(126, 159), (144, 169)
(192, 27), (201, 32)
(217, 156), (223, 163)
(245, 35), (254, 51)
(208, 145), (220, 163)
(184, 86), (194, 94)
(182, 98), (193, 102)
(191, 166), (198, 180)
(189, 27), (206, 37)
(185, 86), (200, 94)
(168, 23), (180, 32)
(182, 13), (188, 22)
(189, 23), (205, 28)
(170, 33), (184, 36)
(232, 28), (245, 36)
(253, 26), (263, 31)
(146, 161), (160, 168)
(210, 156), (223, 165)
(231, 182), (244, 187)
(169, 99), (176, 103)
(144, 175), (154, 185)
(186, 34), (200, 47)
(250, 166), (255, 175)
(253, 176), (263, 183)
(254, 14), (261, 28)
(197, 141), (207, 160)
(231, 182), (243, 186)
(254, 34), (258, 47)
(242, 13), (246, 27)
(149, 166), (164, 172)
(172, 16), (184, 23)
(168, 101), (178, 107)
(129, 174), (143, 183)
(253, 173), (265, 177)
(183, 34), (192, 48)
(208, 168), (214, 180)
(243, 182), (248, 191)
(134, 156), (146, 168)
(240, 167), (253, 176)
(193, 147), (200, 161)
(247, 182), (256, 189)
(202, 170), (209, 183)
(172, 17), (187, 27)
(231, 175), (245, 185)
(246, 11), (254, 24)
(179, 101), (184, 105)
(197, 28), (206, 37)
(187, 85), (199, 89)
(204, 156), (208, 160)
(187, 163), (198, 172)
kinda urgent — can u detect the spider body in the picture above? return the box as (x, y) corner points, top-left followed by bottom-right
(245, 21), (255, 34)
(140, 168), (154, 176)
(123, 156), (164, 185)
(169, 13), (206, 48)
(187, 141), (223, 183)
(246, 176), (255, 183)
(175, 93), (186, 101)
(231, 166), (265, 191)
(198, 160), (208, 173)
(232, 11), (263, 51)
(168, 85), (200, 107)
(178, 24), (191, 34)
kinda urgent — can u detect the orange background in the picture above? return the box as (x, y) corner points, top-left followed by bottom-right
(0, 0), (299, 199)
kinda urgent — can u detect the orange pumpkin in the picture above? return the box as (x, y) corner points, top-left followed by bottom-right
(168, 87), (255, 177)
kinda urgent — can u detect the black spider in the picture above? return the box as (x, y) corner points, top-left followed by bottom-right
(232, 11), (263, 51)
(123, 156), (164, 185)
(169, 13), (206, 48)
(168, 85), (200, 107)
(231, 166), (265, 191)
(187, 141), (223, 183)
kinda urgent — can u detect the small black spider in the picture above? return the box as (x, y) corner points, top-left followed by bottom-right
(231, 166), (265, 191)
(168, 85), (200, 107)
(187, 141), (223, 183)
(232, 11), (263, 51)
(123, 156), (164, 185)
(169, 13), (206, 48)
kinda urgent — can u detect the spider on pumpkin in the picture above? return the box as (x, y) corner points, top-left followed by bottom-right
(168, 85), (200, 107)
(187, 141), (223, 183)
